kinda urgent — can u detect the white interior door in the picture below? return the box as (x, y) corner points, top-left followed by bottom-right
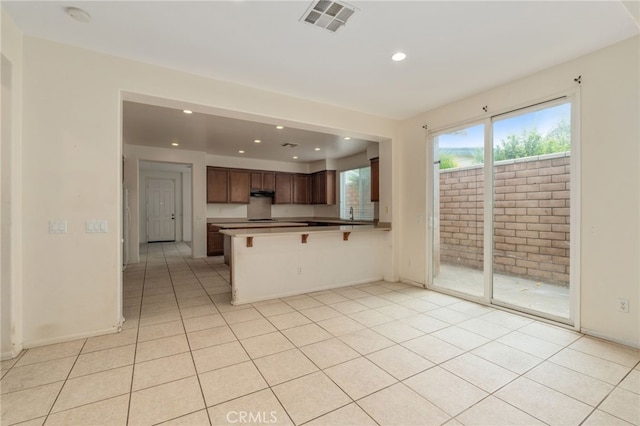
(147, 178), (176, 242)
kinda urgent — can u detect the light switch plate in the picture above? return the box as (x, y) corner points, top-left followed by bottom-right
(49, 220), (67, 234)
(86, 219), (108, 233)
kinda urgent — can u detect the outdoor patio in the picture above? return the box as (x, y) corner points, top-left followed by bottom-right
(433, 264), (570, 319)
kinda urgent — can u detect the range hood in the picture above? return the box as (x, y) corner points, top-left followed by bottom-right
(250, 190), (275, 197)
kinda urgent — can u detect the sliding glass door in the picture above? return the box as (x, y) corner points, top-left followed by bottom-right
(491, 101), (572, 321)
(431, 123), (485, 298)
(429, 98), (575, 324)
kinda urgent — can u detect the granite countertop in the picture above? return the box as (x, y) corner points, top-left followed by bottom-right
(208, 222), (308, 229)
(207, 217), (376, 226)
(219, 223), (391, 238)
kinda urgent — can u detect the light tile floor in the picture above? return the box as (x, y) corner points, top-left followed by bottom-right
(1, 242), (639, 426)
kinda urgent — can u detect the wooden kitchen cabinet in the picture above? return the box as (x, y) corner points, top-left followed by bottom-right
(311, 170), (336, 205)
(207, 224), (224, 256)
(228, 170), (250, 203)
(370, 157), (380, 202)
(250, 171), (276, 192)
(207, 167), (228, 203)
(209, 166), (335, 205)
(293, 174), (310, 204)
(274, 173), (293, 204)
(262, 172), (275, 191)
(250, 172), (263, 190)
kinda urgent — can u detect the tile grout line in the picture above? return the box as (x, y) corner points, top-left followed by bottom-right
(168, 242), (216, 426)
(41, 337), (88, 422)
(19, 241), (632, 426)
(125, 242), (149, 426)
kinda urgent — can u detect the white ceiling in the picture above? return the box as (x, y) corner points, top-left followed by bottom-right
(124, 101), (375, 163)
(3, 1), (638, 162)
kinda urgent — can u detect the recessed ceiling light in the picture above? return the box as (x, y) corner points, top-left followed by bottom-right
(238, 150), (245, 154)
(392, 52), (407, 62)
(276, 125), (284, 130)
(254, 139), (261, 143)
(183, 109), (193, 114)
(293, 156), (298, 159)
(315, 147), (321, 151)
(343, 136), (351, 140)
(171, 142), (179, 146)
(66, 7), (91, 23)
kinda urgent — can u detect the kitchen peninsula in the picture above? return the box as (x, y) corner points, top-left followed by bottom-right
(220, 223), (391, 305)
(207, 219), (309, 259)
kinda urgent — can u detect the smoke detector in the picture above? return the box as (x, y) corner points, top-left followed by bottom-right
(301, 0), (356, 33)
(66, 7), (91, 23)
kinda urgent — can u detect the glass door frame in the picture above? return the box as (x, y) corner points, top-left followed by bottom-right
(426, 90), (581, 329)
(427, 118), (491, 307)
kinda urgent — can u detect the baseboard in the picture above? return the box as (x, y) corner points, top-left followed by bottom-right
(580, 327), (640, 350)
(22, 324), (122, 350)
(1, 343), (24, 361)
(400, 277), (427, 288)
(232, 277), (384, 305)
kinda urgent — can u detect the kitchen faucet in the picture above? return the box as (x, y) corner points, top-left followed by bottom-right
(349, 206), (354, 221)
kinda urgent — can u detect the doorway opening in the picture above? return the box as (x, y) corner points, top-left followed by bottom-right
(138, 161), (193, 245)
(429, 96), (578, 325)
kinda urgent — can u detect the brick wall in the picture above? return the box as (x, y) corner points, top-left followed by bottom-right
(439, 153), (570, 285)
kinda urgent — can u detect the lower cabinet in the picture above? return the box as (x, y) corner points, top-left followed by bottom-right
(207, 225), (224, 256)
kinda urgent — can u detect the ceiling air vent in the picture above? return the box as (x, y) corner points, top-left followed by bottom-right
(301, 0), (356, 33)
(281, 143), (299, 148)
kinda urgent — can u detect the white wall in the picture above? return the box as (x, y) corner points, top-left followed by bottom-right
(206, 154), (310, 173)
(1, 54), (14, 358)
(14, 34), (396, 348)
(1, 10), (23, 359)
(397, 36), (640, 347)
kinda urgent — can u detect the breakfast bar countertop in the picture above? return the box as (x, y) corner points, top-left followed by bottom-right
(220, 223), (391, 238)
(207, 221), (308, 229)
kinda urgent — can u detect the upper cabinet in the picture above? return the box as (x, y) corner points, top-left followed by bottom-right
(311, 170), (336, 205)
(207, 167), (228, 203)
(293, 174), (310, 204)
(208, 167), (249, 204)
(251, 171), (276, 192)
(370, 157), (380, 202)
(228, 170), (250, 204)
(274, 173), (293, 204)
(263, 172), (276, 192)
(250, 171), (263, 191)
(207, 166), (337, 205)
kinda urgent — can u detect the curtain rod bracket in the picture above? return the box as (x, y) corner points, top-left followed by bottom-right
(422, 124), (428, 130)
(482, 105), (488, 112)
(574, 75), (582, 84)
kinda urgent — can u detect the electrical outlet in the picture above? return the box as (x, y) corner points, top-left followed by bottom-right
(618, 298), (629, 313)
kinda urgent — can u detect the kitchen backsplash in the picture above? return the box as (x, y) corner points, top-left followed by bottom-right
(271, 204), (314, 218)
(207, 204), (247, 218)
(247, 197), (271, 219)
